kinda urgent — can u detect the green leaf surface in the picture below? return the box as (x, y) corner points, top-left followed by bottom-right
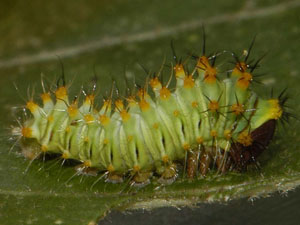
(0, 0), (300, 224)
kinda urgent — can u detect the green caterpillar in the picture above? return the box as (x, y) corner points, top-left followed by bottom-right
(18, 41), (284, 186)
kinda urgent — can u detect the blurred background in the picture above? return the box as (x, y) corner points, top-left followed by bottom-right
(0, 0), (299, 224)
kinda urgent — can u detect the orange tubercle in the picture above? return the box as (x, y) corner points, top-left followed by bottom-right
(120, 110), (130, 122)
(65, 126), (71, 133)
(103, 138), (109, 145)
(268, 99), (283, 120)
(139, 99), (150, 112)
(133, 165), (140, 172)
(40, 93), (51, 103)
(41, 145), (48, 152)
(159, 87), (171, 100)
(232, 62), (247, 77)
(26, 101), (38, 113)
(55, 86), (68, 99)
(196, 137), (203, 144)
(47, 115), (54, 122)
(84, 94), (95, 105)
(231, 103), (245, 115)
(237, 72), (252, 89)
(204, 67), (217, 83)
(152, 123), (159, 129)
(127, 135), (133, 142)
(162, 155), (169, 163)
(174, 64), (185, 78)
(208, 100), (219, 112)
(191, 101), (198, 108)
(197, 56), (217, 83)
(84, 160), (92, 167)
(210, 130), (218, 138)
(115, 99), (124, 110)
(127, 96), (137, 107)
(101, 99), (112, 111)
(223, 129), (232, 140)
(173, 110), (179, 117)
(107, 164), (115, 172)
(183, 143), (190, 151)
(21, 127), (32, 138)
(137, 88), (148, 99)
(62, 151), (69, 159)
(183, 75), (195, 88)
(150, 77), (162, 89)
(99, 114), (110, 126)
(84, 114), (95, 123)
(197, 56), (210, 69)
(84, 136), (89, 142)
(238, 131), (253, 146)
(68, 104), (78, 118)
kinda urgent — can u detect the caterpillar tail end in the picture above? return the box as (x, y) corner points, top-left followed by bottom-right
(11, 126), (41, 160)
(20, 137), (41, 160)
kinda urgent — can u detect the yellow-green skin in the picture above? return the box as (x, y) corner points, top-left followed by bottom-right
(21, 56), (282, 175)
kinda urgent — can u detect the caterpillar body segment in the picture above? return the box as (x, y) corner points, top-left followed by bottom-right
(19, 51), (283, 186)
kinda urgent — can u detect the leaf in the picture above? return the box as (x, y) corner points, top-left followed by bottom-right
(0, 0), (300, 224)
